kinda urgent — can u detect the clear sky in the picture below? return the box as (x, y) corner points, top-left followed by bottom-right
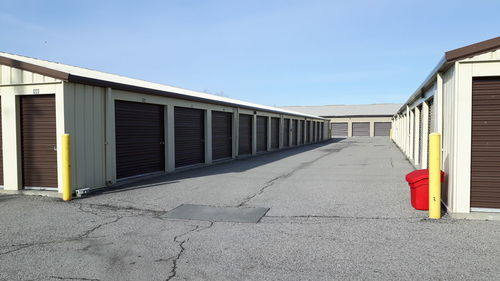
(1, 0), (499, 106)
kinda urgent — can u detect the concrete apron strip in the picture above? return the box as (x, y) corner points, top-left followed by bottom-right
(0, 189), (61, 198)
(163, 204), (270, 223)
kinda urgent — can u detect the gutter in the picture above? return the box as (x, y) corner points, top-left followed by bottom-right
(396, 56), (448, 114)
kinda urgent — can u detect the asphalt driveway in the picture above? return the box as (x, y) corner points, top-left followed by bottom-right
(1, 138), (499, 281)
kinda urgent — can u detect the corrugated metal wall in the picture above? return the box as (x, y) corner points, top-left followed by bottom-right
(64, 82), (107, 190)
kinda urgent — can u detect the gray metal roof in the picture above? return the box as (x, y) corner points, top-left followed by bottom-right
(0, 52), (327, 120)
(280, 103), (402, 117)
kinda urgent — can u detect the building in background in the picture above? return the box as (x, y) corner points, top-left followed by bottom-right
(391, 36), (500, 217)
(281, 104), (400, 138)
(0, 52), (329, 195)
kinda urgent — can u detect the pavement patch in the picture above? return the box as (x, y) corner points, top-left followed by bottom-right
(163, 204), (269, 223)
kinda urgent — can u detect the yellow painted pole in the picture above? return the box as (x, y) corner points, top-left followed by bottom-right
(62, 134), (72, 201)
(428, 133), (441, 219)
(389, 129), (393, 139)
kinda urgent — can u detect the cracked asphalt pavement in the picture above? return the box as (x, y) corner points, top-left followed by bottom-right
(1, 138), (500, 280)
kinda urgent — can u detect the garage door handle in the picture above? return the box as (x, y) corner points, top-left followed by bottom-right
(160, 141), (165, 145)
(53, 145), (57, 151)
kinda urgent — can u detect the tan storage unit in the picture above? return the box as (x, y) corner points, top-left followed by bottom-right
(212, 111), (232, 160)
(271, 117), (279, 149)
(352, 122), (370, 136)
(20, 95), (57, 188)
(374, 122), (391, 136)
(0, 52), (327, 193)
(115, 101), (165, 179)
(238, 114), (252, 155)
(175, 107), (205, 167)
(471, 77), (500, 209)
(332, 123), (348, 137)
(256, 116), (268, 152)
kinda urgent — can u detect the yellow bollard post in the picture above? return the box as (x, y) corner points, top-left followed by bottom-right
(389, 129), (393, 139)
(428, 133), (441, 219)
(62, 134), (72, 201)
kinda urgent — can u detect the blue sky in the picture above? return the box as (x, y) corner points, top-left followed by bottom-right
(1, 1), (499, 106)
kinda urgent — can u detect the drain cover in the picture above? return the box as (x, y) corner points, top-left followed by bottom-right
(163, 204), (269, 223)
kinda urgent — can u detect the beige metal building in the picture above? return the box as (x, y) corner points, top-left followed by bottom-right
(0, 53), (329, 195)
(391, 37), (500, 216)
(281, 104), (400, 137)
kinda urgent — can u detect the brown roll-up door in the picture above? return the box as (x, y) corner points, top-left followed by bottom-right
(332, 123), (348, 137)
(320, 123), (323, 140)
(312, 122), (317, 142)
(427, 99), (434, 167)
(212, 111), (232, 160)
(428, 99), (434, 134)
(115, 100), (165, 179)
(238, 114), (252, 155)
(21, 95), (57, 188)
(306, 121), (311, 143)
(352, 122), (370, 136)
(292, 120), (298, 146)
(0, 97), (3, 185)
(283, 119), (290, 147)
(256, 116), (268, 152)
(471, 77), (500, 209)
(418, 106), (423, 163)
(374, 122), (391, 136)
(299, 120), (305, 144)
(175, 107), (205, 167)
(271, 117), (279, 149)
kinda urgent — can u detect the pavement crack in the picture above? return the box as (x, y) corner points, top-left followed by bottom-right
(76, 203), (164, 218)
(265, 215), (423, 221)
(79, 216), (123, 239)
(0, 216), (123, 256)
(48, 276), (100, 281)
(165, 221), (214, 281)
(237, 146), (344, 207)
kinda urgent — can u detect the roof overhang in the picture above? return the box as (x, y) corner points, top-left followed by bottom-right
(0, 54), (328, 120)
(396, 36), (500, 115)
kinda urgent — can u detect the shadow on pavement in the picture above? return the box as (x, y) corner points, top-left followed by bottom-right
(83, 138), (345, 197)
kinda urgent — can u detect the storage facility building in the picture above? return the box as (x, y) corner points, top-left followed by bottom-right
(281, 104), (400, 137)
(391, 37), (500, 216)
(0, 53), (329, 195)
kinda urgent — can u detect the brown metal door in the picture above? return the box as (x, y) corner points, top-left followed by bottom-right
(256, 116), (267, 152)
(175, 107), (205, 167)
(332, 123), (348, 137)
(427, 99), (434, 167)
(115, 100), (165, 179)
(271, 117), (279, 149)
(352, 122), (370, 136)
(238, 114), (252, 155)
(283, 119), (290, 147)
(21, 95), (57, 188)
(0, 97), (3, 185)
(299, 120), (305, 144)
(292, 120), (298, 146)
(312, 122), (317, 142)
(374, 122), (391, 136)
(306, 121), (311, 143)
(212, 111), (232, 160)
(471, 77), (500, 209)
